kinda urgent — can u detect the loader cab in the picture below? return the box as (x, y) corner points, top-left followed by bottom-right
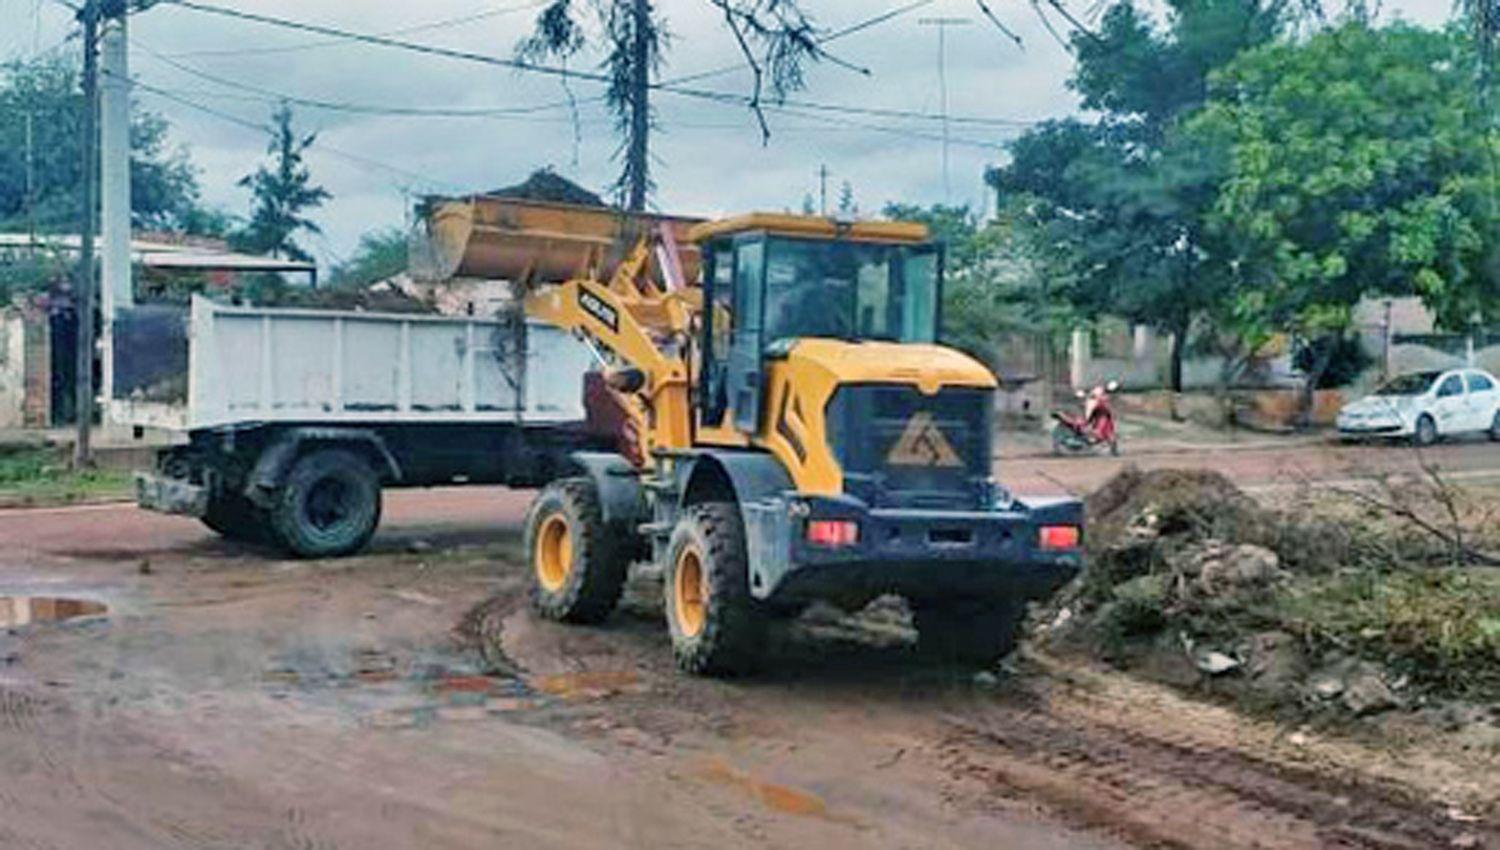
(694, 215), (942, 434)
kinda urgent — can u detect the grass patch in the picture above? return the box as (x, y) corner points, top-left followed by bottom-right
(0, 445), (133, 507)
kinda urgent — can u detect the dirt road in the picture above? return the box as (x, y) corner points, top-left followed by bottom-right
(1, 439), (1496, 849)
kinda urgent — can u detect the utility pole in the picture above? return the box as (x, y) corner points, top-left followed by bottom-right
(818, 163), (829, 216)
(625, 0), (651, 211)
(74, 0), (101, 469)
(24, 111), (36, 255)
(918, 17), (970, 204)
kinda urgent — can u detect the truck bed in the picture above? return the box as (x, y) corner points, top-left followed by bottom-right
(112, 295), (596, 432)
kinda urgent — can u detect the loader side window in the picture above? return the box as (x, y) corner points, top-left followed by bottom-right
(699, 240), (741, 427)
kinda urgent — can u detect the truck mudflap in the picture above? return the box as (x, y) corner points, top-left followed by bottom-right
(743, 493), (1084, 603)
(134, 472), (208, 518)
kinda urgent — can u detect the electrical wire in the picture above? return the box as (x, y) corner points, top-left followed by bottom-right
(137, 40), (589, 119)
(159, 0), (548, 58)
(156, 0), (1040, 129)
(118, 71), (465, 191)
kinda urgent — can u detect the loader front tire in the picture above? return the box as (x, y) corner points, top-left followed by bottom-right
(910, 598), (1027, 668)
(664, 503), (764, 676)
(525, 478), (629, 624)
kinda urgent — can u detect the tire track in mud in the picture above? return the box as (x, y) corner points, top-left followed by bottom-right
(270, 805), (341, 850)
(938, 707), (1497, 850)
(0, 685), (74, 786)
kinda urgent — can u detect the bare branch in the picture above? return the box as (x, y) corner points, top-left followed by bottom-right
(705, 0), (827, 145)
(975, 0), (1024, 48)
(715, 5), (771, 143)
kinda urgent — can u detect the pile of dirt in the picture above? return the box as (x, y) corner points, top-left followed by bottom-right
(1043, 467), (1500, 721)
(489, 169), (608, 208)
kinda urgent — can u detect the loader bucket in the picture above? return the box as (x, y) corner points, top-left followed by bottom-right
(415, 196), (704, 287)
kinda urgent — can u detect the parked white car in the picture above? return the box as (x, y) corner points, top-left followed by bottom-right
(1336, 368), (1500, 445)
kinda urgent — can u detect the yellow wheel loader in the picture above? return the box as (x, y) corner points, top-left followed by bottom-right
(430, 198), (1085, 674)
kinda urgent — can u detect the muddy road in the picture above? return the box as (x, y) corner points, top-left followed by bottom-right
(1, 440), (1497, 849)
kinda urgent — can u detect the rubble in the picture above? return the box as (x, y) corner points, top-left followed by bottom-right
(1043, 466), (1495, 721)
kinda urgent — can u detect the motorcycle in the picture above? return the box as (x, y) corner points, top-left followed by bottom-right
(1051, 381), (1121, 456)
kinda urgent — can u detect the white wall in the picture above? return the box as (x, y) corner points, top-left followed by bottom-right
(0, 312), (27, 429)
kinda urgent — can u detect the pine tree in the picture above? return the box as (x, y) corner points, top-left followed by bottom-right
(837, 180), (856, 217)
(236, 104), (330, 262)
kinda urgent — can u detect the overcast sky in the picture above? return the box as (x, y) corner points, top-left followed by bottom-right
(3, 0), (1455, 268)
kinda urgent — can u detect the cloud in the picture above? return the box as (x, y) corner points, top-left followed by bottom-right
(1, 0), (1461, 266)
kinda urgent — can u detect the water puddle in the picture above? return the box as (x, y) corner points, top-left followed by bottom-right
(696, 758), (832, 818)
(531, 670), (644, 700)
(0, 597), (108, 629)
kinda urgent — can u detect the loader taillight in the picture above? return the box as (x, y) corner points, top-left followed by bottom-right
(1039, 525), (1081, 551)
(807, 520), (860, 547)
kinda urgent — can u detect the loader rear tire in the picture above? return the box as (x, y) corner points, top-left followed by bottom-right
(268, 449), (381, 559)
(525, 478), (630, 624)
(664, 503), (764, 676)
(911, 598), (1027, 668)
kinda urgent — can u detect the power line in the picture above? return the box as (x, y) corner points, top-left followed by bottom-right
(156, 0), (1040, 129)
(137, 40), (588, 119)
(159, 0), (548, 59)
(131, 69), (1017, 150)
(119, 72), (464, 191)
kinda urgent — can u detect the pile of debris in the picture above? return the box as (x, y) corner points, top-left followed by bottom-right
(1041, 467), (1500, 717)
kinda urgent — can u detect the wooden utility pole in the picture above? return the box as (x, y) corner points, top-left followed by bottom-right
(74, 0), (100, 469)
(24, 111), (36, 254)
(625, 0), (651, 211)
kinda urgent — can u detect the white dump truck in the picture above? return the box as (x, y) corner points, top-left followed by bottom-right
(124, 199), (704, 557)
(124, 295), (599, 556)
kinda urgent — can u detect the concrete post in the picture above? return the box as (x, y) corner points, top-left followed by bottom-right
(1070, 327), (1090, 390)
(100, 13), (132, 419)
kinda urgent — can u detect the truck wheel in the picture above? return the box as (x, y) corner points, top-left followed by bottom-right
(524, 478), (629, 624)
(268, 449), (381, 558)
(664, 503), (764, 676)
(910, 598), (1027, 668)
(201, 492), (268, 543)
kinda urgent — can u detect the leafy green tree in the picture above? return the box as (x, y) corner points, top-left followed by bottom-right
(0, 56), (211, 234)
(330, 228), (407, 288)
(884, 202), (1079, 412)
(988, 0), (1293, 394)
(235, 104), (330, 263)
(1190, 23), (1500, 334)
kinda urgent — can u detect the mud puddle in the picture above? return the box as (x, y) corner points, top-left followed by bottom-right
(0, 597), (107, 629)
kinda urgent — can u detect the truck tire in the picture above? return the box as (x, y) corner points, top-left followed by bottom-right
(910, 598), (1027, 668)
(524, 477), (630, 624)
(664, 503), (764, 675)
(201, 492), (268, 543)
(267, 449), (381, 558)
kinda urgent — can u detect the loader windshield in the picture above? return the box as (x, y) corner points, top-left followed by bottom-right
(762, 237), (938, 347)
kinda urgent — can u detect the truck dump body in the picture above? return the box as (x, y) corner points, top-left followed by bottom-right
(115, 295), (596, 432)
